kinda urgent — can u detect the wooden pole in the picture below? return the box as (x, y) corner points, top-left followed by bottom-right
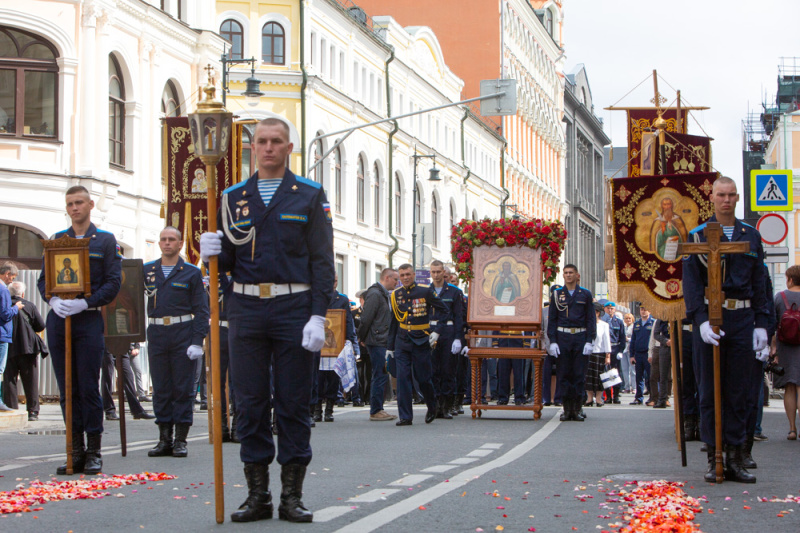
(116, 351), (127, 457)
(64, 316), (73, 474)
(205, 160), (225, 524)
(676, 90), (682, 132)
(712, 337), (724, 482)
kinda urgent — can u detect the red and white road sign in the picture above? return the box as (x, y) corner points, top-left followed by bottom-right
(756, 213), (788, 245)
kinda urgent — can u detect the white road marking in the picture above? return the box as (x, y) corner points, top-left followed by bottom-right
(332, 412), (561, 533)
(0, 464), (25, 471)
(448, 457), (478, 465)
(388, 474), (433, 486)
(480, 443), (503, 449)
(421, 465), (457, 473)
(466, 449), (493, 457)
(348, 488), (401, 502)
(314, 506), (355, 522)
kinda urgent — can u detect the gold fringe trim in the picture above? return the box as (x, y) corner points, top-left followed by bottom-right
(616, 284), (687, 322)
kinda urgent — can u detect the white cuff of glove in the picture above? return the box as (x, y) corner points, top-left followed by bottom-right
(386, 350), (394, 360)
(753, 328), (768, 352)
(548, 343), (560, 357)
(49, 297), (69, 319)
(582, 342), (594, 355)
(616, 352), (623, 360)
(429, 331), (440, 348)
(187, 345), (204, 361)
(699, 321), (724, 346)
(302, 315), (326, 352)
(451, 339), (462, 354)
(199, 230), (223, 263)
(66, 298), (89, 316)
(755, 346), (770, 362)
(461, 346), (470, 357)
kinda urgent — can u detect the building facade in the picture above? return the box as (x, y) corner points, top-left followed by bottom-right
(562, 64), (609, 294)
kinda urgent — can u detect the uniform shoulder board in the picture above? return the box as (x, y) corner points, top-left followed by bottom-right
(53, 229), (69, 238)
(223, 179), (249, 195)
(337, 291), (347, 298)
(95, 228), (113, 235)
(417, 283), (429, 288)
(447, 283), (460, 290)
(144, 260), (158, 267)
(295, 176), (322, 190)
(689, 222), (707, 236)
(741, 222), (755, 229)
(185, 263), (201, 270)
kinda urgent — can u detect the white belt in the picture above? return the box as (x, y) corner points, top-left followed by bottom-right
(86, 307), (100, 312)
(557, 327), (586, 334)
(148, 314), (193, 326)
(703, 298), (750, 310)
(233, 282), (311, 298)
(429, 320), (454, 326)
(219, 320), (229, 328)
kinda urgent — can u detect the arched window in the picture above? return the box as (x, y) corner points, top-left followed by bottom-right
(161, 80), (181, 117)
(373, 162), (381, 227)
(262, 22), (285, 65)
(431, 194), (439, 248)
(334, 146), (342, 213)
(544, 9), (554, 36)
(109, 55), (126, 167)
(240, 124), (254, 178)
(394, 174), (402, 235)
(449, 202), (455, 233)
(0, 26), (59, 138)
(220, 19), (244, 60)
(356, 156), (365, 222)
(0, 223), (44, 269)
(311, 132), (324, 184)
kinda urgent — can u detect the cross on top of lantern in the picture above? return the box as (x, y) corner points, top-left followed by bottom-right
(188, 64), (233, 164)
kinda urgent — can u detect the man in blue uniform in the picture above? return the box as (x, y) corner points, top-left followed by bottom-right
(680, 318), (699, 440)
(628, 306), (654, 405)
(200, 118), (334, 523)
(448, 269), (470, 415)
(387, 263), (449, 426)
(429, 260), (464, 418)
(38, 185), (122, 475)
(546, 264), (595, 421)
(216, 273), (236, 442)
(601, 301), (626, 404)
(683, 176), (768, 484)
(144, 227), (209, 459)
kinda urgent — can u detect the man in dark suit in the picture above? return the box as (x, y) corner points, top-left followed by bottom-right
(3, 281), (45, 420)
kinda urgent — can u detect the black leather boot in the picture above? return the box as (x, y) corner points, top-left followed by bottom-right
(173, 423), (190, 458)
(231, 463), (273, 522)
(230, 412), (240, 443)
(684, 414), (698, 442)
(278, 464), (313, 522)
(313, 401), (323, 423)
(308, 405), (316, 428)
(84, 433), (103, 475)
(454, 394), (464, 415)
(704, 446), (718, 483)
(56, 431), (85, 475)
(560, 398), (571, 421)
(324, 400), (334, 422)
(438, 397), (452, 419)
(222, 422), (232, 443)
(741, 434), (757, 469)
(148, 423), (174, 457)
(724, 445), (756, 483)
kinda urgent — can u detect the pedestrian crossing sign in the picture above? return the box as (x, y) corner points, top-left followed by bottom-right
(751, 169), (793, 211)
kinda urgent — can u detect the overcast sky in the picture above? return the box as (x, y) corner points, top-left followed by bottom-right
(563, 0), (800, 209)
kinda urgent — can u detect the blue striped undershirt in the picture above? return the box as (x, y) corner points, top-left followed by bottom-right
(161, 265), (175, 278)
(722, 226), (734, 240)
(258, 178), (282, 207)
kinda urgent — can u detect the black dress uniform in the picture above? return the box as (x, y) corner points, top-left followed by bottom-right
(387, 282), (449, 424)
(430, 282), (464, 418)
(38, 223), (121, 475)
(144, 257), (209, 457)
(546, 285), (596, 421)
(629, 315), (654, 404)
(218, 273), (236, 441)
(216, 168), (334, 522)
(683, 215), (768, 483)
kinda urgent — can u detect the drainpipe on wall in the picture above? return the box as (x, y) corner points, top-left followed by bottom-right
(460, 108), (472, 217)
(300, 0), (307, 175)
(500, 141), (509, 219)
(384, 47), (399, 267)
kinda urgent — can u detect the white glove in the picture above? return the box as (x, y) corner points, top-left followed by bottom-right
(699, 321), (725, 346)
(755, 346), (770, 362)
(451, 339), (462, 354)
(187, 345), (203, 361)
(302, 315), (326, 352)
(461, 346), (470, 357)
(386, 350), (394, 360)
(548, 343), (560, 357)
(49, 297), (69, 319)
(429, 331), (440, 348)
(64, 298), (89, 316)
(753, 328), (768, 352)
(200, 230), (223, 262)
(616, 352), (623, 360)
(582, 342), (594, 355)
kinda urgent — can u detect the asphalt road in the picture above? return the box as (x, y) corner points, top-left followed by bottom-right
(0, 397), (797, 532)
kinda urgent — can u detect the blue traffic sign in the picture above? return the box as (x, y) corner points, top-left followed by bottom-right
(751, 170), (793, 211)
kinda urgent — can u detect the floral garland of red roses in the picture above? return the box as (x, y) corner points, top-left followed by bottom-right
(451, 218), (567, 285)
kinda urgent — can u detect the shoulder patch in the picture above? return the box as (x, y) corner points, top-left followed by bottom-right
(295, 176), (322, 189)
(95, 228), (113, 235)
(184, 262), (201, 270)
(223, 179), (249, 195)
(742, 222), (755, 229)
(337, 292), (347, 298)
(689, 222), (706, 235)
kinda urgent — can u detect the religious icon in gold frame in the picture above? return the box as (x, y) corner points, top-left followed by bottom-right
(41, 236), (91, 300)
(320, 309), (346, 357)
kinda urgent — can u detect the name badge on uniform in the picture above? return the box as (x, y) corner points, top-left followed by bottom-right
(231, 219), (252, 230)
(280, 214), (308, 223)
(89, 252), (103, 259)
(172, 282), (188, 289)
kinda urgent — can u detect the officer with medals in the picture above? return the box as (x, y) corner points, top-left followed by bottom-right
(38, 185), (122, 475)
(200, 118), (334, 523)
(629, 306), (655, 405)
(600, 301), (626, 404)
(144, 227), (209, 459)
(546, 264), (595, 421)
(683, 176), (768, 484)
(428, 260), (464, 419)
(387, 263), (449, 426)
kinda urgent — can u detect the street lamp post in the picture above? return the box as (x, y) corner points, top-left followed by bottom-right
(411, 147), (440, 271)
(220, 55), (264, 107)
(187, 70), (233, 524)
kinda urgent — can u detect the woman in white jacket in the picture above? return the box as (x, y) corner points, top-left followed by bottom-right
(585, 302), (611, 407)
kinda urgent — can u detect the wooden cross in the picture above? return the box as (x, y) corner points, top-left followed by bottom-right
(677, 221), (750, 483)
